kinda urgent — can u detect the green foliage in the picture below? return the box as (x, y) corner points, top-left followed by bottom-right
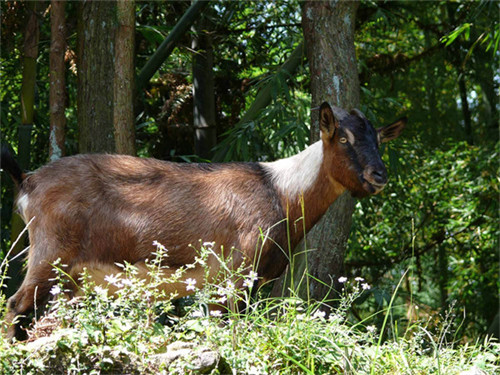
(1, 243), (498, 374)
(347, 1), (499, 341)
(213, 66), (311, 162)
(348, 139), (499, 338)
(357, 0), (499, 144)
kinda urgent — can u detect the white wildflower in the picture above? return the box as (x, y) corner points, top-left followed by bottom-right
(203, 241), (215, 250)
(94, 285), (108, 296)
(218, 295), (227, 304)
(191, 310), (204, 318)
(50, 285), (61, 296)
(312, 310), (326, 320)
(104, 274), (123, 287)
(355, 277), (365, 282)
(152, 240), (167, 252)
(338, 276), (348, 283)
(367, 325), (377, 333)
(328, 314), (342, 323)
(210, 310), (222, 317)
(226, 280), (235, 292)
(248, 270), (258, 282)
(243, 278), (254, 288)
(144, 290), (153, 300)
(185, 278), (197, 291)
(121, 278), (134, 287)
(243, 271), (259, 288)
(195, 256), (206, 266)
(362, 283), (371, 290)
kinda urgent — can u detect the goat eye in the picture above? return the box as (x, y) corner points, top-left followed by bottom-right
(339, 137), (348, 144)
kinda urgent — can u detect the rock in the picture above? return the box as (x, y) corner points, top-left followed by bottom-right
(25, 334), (59, 352)
(190, 348), (221, 373)
(24, 329), (73, 352)
(151, 341), (231, 374)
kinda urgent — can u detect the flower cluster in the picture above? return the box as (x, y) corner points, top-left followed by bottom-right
(50, 285), (62, 296)
(243, 270), (259, 288)
(337, 276), (371, 290)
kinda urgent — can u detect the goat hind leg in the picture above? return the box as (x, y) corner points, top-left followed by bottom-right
(4, 263), (55, 341)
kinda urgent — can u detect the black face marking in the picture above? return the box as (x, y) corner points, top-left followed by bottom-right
(340, 117), (379, 156)
(337, 114), (388, 194)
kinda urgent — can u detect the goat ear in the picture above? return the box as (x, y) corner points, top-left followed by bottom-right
(377, 117), (407, 143)
(319, 102), (339, 140)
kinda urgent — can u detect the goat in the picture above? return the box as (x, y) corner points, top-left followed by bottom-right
(1, 102), (405, 340)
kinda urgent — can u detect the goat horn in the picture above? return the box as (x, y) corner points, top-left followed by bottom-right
(330, 105), (349, 121)
(351, 108), (367, 120)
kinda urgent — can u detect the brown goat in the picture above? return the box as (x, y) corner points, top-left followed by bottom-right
(1, 102), (405, 340)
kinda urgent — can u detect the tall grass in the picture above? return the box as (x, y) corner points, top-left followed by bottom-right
(0, 240), (498, 374)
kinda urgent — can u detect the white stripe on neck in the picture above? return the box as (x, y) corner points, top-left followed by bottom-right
(260, 141), (323, 199)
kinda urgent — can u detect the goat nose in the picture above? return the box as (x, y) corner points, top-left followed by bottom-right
(363, 165), (387, 185)
(370, 169), (387, 185)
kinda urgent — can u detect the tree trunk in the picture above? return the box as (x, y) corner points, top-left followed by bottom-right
(446, 2), (474, 146)
(192, 11), (216, 160)
(49, 0), (67, 161)
(473, 46), (499, 142)
(438, 245), (448, 311)
(424, 31), (438, 144)
(114, 0), (136, 155)
(77, 0), (116, 153)
(7, 0), (42, 297)
(273, 1), (360, 303)
(458, 74), (473, 145)
(18, 1), (40, 170)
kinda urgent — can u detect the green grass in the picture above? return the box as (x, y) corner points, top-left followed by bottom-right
(1, 242), (498, 374)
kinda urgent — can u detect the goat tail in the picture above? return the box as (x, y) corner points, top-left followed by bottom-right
(1, 145), (25, 186)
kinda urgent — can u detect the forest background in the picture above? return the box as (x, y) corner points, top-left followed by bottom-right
(0, 0), (498, 348)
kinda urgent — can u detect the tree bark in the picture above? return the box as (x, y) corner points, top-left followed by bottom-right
(473, 46), (499, 142)
(18, 1), (40, 170)
(273, 1), (360, 303)
(192, 11), (216, 160)
(458, 74), (473, 145)
(77, 0), (116, 153)
(8, 0), (42, 297)
(49, 0), (67, 161)
(438, 245), (448, 311)
(114, 0), (136, 155)
(446, 2), (474, 146)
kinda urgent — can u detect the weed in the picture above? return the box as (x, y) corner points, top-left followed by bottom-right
(0, 240), (498, 374)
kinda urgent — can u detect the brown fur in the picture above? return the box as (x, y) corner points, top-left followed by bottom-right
(3, 102), (405, 340)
